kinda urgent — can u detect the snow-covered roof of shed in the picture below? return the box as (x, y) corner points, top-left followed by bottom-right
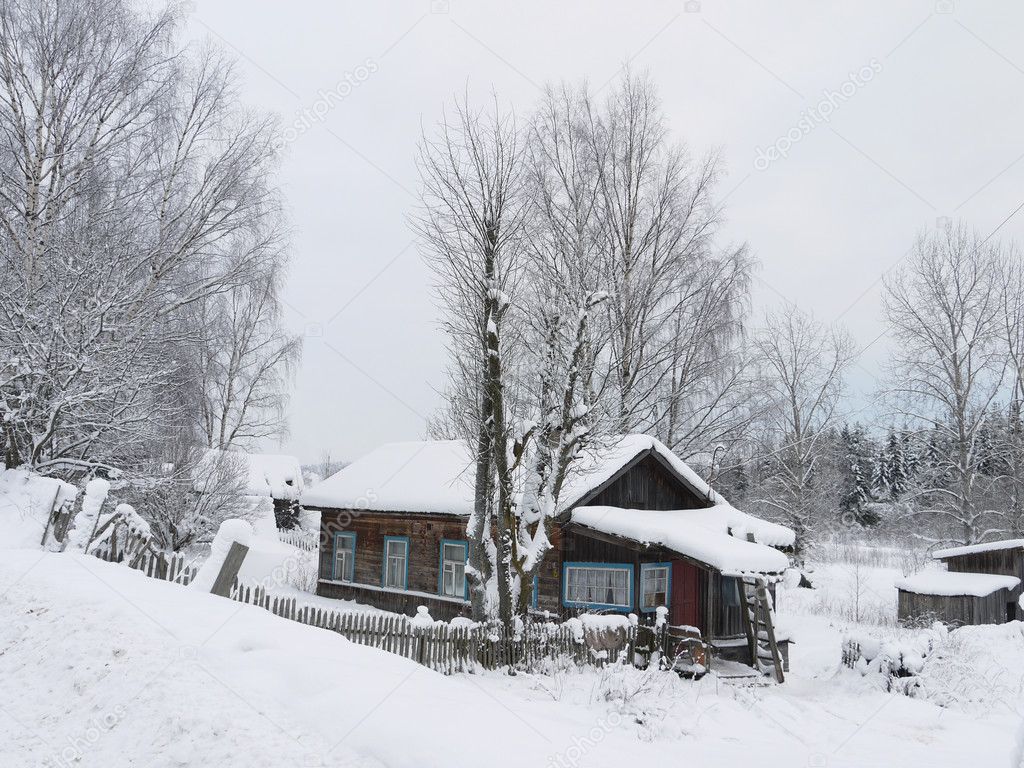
(200, 450), (303, 500)
(303, 434), (714, 514)
(932, 539), (1024, 560)
(570, 506), (791, 574)
(895, 571), (1020, 597)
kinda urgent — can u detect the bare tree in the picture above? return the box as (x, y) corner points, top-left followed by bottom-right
(417, 93), (613, 630)
(0, 0), (286, 469)
(586, 74), (730, 434)
(999, 250), (1024, 535)
(883, 224), (1007, 545)
(752, 304), (854, 559)
(195, 266), (302, 450)
(414, 96), (528, 622)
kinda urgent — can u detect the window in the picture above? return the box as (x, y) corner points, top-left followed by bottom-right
(382, 537), (409, 589)
(531, 575), (539, 610)
(721, 576), (741, 607)
(440, 540), (467, 598)
(333, 532), (356, 582)
(640, 563), (670, 612)
(562, 563), (632, 611)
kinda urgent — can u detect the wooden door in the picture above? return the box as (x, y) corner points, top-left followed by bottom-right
(671, 560), (701, 629)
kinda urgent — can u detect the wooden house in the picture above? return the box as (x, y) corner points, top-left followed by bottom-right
(303, 435), (795, 670)
(896, 571), (1020, 626)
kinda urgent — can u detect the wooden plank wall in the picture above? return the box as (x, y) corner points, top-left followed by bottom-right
(941, 548), (1024, 601)
(897, 588), (1012, 626)
(585, 454), (708, 510)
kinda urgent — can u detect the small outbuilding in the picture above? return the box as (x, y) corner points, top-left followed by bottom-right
(895, 571), (1021, 627)
(932, 539), (1024, 619)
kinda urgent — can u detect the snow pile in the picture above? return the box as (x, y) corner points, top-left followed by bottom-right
(63, 477), (110, 552)
(0, 468), (77, 549)
(895, 570), (1020, 596)
(572, 506), (790, 573)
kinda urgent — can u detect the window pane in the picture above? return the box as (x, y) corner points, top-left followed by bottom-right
(641, 566), (668, 610)
(565, 566), (630, 608)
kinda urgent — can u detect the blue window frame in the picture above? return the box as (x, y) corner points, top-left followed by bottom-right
(439, 539), (468, 599)
(382, 536), (410, 590)
(332, 532), (356, 582)
(562, 562), (633, 612)
(639, 562), (672, 613)
(530, 574), (539, 610)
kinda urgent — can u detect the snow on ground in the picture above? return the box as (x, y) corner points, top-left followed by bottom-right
(0, 469), (76, 549)
(0, 549), (1020, 768)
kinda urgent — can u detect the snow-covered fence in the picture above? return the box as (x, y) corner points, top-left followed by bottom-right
(91, 530), (198, 586)
(276, 529), (319, 552)
(228, 581), (702, 675)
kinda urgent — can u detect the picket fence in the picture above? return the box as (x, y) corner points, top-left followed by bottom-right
(277, 529), (319, 552)
(91, 531), (199, 586)
(86, 528), (701, 676)
(228, 581), (679, 674)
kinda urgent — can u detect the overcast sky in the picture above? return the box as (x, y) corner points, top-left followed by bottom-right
(184, 1), (1024, 465)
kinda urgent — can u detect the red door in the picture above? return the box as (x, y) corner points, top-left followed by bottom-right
(671, 560), (701, 629)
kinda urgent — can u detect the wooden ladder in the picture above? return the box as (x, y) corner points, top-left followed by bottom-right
(740, 576), (785, 683)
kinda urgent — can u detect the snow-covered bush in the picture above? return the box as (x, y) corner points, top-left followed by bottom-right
(121, 452), (256, 551)
(843, 623), (945, 694)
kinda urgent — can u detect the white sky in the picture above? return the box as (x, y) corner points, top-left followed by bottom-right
(184, 1), (1024, 465)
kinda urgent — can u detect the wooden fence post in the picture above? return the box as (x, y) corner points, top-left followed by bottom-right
(210, 542), (249, 597)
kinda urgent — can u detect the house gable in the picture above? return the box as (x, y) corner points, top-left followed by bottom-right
(572, 451), (712, 512)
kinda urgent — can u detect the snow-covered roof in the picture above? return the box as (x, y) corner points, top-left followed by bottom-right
(673, 502), (796, 548)
(571, 506), (791, 574)
(302, 440), (473, 514)
(303, 434), (715, 514)
(932, 539), (1024, 560)
(895, 571), (1020, 597)
(200, 450), (304, 500)
(302, 435), (795, 573)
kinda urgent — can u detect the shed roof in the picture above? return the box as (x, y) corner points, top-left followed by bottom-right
(895, 570), (1020, 597)
(570, 505), (791, 574)
(932, 539), (1024, 560)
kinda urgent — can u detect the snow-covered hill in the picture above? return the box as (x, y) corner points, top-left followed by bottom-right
(1, 549), (1019, 768)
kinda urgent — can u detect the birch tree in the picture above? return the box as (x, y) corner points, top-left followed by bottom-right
(753, 305), (854, 558)
(996, 249), (1024, 535)
(418, 94), (611, 630)
(194, 266), (302, 450)
(0, 0), (289, 469)
(414, 97), (527, 622)
(883, 224), (1007, 545)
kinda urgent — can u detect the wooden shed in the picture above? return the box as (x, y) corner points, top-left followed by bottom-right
(895, 571), (1021, 626)
(933, 539), (1024, 619)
